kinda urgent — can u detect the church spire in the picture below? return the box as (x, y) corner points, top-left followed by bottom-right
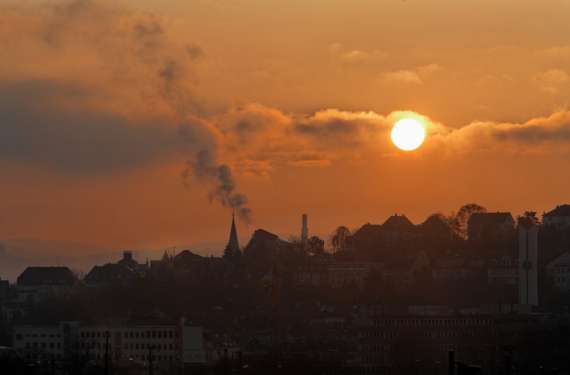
(224, 212), (241, 260)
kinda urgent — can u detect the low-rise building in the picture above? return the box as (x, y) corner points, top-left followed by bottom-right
(295, 260), (382, 288)
(16, 266), (76, 303)
(543, 204), (570, 229)
(13, 319), (206, 370)
(84, 251), (147, 286)
(487, 256), (518, 286)
(0, 277), (10, 300)
(432, 256), (483, 282)
(546, 251), (570, 291)
(13, 321), (79, 361)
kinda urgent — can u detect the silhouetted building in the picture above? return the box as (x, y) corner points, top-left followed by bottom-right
(295, 259), (382, 288)
(242, 229), (298, 277)
(357, 312), (498, 371)
(487, 256), (518, 286)
(546, 251), (570, 291)
(432, 256), (483, 282)
(17, 266), (76, 287)
(518, 222), (538, 306)
(0, 277), (9, 300)
(468, 212), (515, 241)
(543, 204), (570, 229)
(382, 214), (416, 240)
(15, 266), (76, 303)
(84, 251), (147, 286)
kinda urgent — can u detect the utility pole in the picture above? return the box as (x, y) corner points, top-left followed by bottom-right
(104, 331), (110, 375)
(448, 350), (455, 375)
(148, 345), (154, 375)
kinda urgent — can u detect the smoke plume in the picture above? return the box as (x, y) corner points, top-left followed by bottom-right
(183, 150), (252, 222)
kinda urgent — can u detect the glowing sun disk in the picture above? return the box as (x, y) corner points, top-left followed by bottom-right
(390, 118), (426, 151)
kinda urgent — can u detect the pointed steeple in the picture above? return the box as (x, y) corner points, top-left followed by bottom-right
(224, 212), (241, 260)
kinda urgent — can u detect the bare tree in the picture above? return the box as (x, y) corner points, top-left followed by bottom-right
(448, 203), (487, 238)
(331, 226), (351, 253)
(518, 211), (540, 227)
(306, 236), (325, 254)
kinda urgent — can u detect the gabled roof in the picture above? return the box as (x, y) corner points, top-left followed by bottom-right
(351, 223), (382, 238)
(84, 263), (141, 284)
(419, 214), (455, 235)
(17, 267), (76, 286)
(174, 250), (203, 261)
(173, 250), (205, 267)
(382, 214), (415, 231)
(544, 204), (570, 218)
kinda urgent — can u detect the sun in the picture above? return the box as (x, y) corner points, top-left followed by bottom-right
(390, 118), (426, 151)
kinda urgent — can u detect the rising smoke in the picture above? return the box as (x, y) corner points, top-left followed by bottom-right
(0, 0), (253, 221)
(182, 150), (252, 222)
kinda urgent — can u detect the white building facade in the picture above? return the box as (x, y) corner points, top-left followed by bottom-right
(13, 320), (205, 369)
(518, 224), (539, 306)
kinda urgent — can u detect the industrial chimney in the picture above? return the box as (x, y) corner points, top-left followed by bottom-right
(301, 214), (309, 243)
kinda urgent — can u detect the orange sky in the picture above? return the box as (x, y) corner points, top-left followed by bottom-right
(1, 0), (570, 253)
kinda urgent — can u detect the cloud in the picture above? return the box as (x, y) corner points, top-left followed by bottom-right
(0, 0), (248, 218)
(328, 43), (388, 65)
(381, 70), (423, 85)
(417, 63), (441, 76)
(0, 80), (216, 176)
(433, 111), (570, 155)
(0, 0), (204, 121)
(3, 0), (570, 223)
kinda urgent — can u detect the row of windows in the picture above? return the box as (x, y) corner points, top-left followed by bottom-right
(16, 333), (61, 339)
(24, 342), (62, 349)
(124, 343), (177, 351)
(80, 342), (178, 351)
(89, 353), (176, 362)
(374, 319), (492, 327)
(80, 330), (176, 339)
(25, 353), (63, 360)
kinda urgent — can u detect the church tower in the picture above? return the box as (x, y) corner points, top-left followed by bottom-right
(223, 213), (241, 260)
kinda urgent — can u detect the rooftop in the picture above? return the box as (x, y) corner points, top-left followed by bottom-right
(17, 266), (76, 287)
(544, 204), (570, 218)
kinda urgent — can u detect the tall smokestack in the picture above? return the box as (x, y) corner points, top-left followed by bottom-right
(301, 214), (308, 243)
